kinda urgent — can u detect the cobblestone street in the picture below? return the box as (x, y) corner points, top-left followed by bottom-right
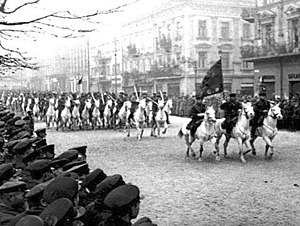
(36, 116), (300, 226)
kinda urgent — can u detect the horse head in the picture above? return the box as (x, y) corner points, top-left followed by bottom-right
(106, 99), (113, 109)
(125, 101), (132, 111)
(85, 100), (92, 109)
(241, 102), (254, 120)
(139, 99), (147, 110)
(157, 99), (164, 109)
(205, 106), (216, 123)
(269, 102), (283, 120)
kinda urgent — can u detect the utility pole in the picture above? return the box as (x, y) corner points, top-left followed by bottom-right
(114, 37), (118, 94)
(87, 37), (91, 93)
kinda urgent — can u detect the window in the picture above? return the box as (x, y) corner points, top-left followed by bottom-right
(291, 19), (299, 48)
(243, 23), (251, 39)
(221, 52), (230, 68)
(198, 20), (207, 38)
(262, 24), (273, 50)
(198, 52), (207, 68)
(221, 22), (230, 39)
(242, 61), (253, 69)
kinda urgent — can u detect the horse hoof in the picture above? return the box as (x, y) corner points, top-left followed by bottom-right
(191, 153), (196, 158)
(198, 158), (202, 162)
(241, 158), (247, 164)
(215, 156), (221, 161)
(252, 149), (256, 155)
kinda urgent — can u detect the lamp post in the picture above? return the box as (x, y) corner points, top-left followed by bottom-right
(193, 60), (197, 93)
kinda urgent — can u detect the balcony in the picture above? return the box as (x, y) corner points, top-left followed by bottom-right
(241, 41), (300, 60)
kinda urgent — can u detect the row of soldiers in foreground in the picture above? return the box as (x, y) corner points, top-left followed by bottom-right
(0, 104), (157, 225)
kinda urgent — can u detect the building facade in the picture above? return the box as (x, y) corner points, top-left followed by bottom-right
(121, 0), (255, 96)
(241, 0), (300, 99)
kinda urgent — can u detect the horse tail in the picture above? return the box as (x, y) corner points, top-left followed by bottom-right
(177, 128), (184, 138)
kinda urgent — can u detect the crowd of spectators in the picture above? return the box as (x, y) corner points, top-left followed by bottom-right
(0, 103), (157, 225)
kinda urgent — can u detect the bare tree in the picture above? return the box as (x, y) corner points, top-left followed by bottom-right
(0, 0), (139, 71)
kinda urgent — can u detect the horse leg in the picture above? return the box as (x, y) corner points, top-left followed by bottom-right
(162, 122), (167, 134)
(198, 141), (204, 162)
(185, 134), (195, 157)
(263, 136), (274, 160)
(223, 135), (231, 157)
(237, 137), (246, 164)
(140, 124), (144, 139)
(243, 138), (252, 156)
(214, 136), (221, 160)
(250, 135), (258, 155)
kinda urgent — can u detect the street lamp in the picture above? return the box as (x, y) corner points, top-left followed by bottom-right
(193, 60), (197, 92)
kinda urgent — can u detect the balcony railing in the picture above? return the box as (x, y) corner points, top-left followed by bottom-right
(241, 41), (300, 59)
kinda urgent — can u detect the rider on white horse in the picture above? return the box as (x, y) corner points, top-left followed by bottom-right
(186, 94), (206, 141)
(220, 93), (243, 136)
(250, 92), (270, 138)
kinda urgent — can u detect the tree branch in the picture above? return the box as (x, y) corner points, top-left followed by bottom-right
(2, 0), (40, 14)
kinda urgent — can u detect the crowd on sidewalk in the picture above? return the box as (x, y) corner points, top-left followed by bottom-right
(0, 103), (157, 225)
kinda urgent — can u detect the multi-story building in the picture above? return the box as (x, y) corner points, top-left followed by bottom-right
(122, 0), (256, 96)
(241, 0), (300, 99)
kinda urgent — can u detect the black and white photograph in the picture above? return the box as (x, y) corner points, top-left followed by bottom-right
(0, 0), (299, 225)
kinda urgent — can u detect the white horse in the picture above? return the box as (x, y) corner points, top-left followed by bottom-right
(152, 99), (168, 137)
(32, 97), (40, 121)
(81, 99), (92, 130)
(163, 99), (173, 123)
(249, 102), (283, 159)
(71, 100), (82, 130)
(46, 98), (56, 129)
(133, 99), (147, 139)
(178, 106), (217, 161)
(59, 97), (72, 131)
(103, 99), (113, 129)
(117, 101), (132, 135)
(214, 102), (255, 163)
(26, 98), (32, 113)
(91, 98), (102, 129)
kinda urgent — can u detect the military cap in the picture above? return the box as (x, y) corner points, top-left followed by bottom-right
(259, 92), (266, 96)
(32, 138), (47, 148)
(1, 115), (11, 122)
(25, 179), (52, 199)
(13, 138), (32, 155)
(14, 116), (22, 121)
(104, 184), (141, 209)
(55, 150), (78, 162)
(59, 171), (79, 181)
(7, 118), (15, 125)
(8, 112), (15, 118)
(43, 177), (79, 204)
(16, 215), (44, 226)
(15, 119), (26, 127)
(68, 146), (87, 158)
(94, 174), (125, 198)
(0, 110), (9, 117)
(0, 121), (5, 128)
(40, 144), (55, 155)
(229, 93), (237, 97)
(22, 149), (41, 163)
(0, 163), (15, 183)
(50, 158), (70, 169)
(81, 168), (107, 192)
(66, 163), (90, 177)
(35, 128), (46, 134)
(5, 139), (20, 150)
(26, 160), (51, 174)
(39, 198), (75, 224)
(30, 137), (42, 144)
(23, 116), (30, 121)
(19, 131), (32, 139)
(63, 160), (86, 171)
(0, 181), (27, 193)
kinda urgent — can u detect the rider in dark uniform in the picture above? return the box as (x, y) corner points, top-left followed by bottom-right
(186, 94), (206, 139)
(56, 95), (65, 122)
(127, 93), (139, 123)
(250, 92), (270, 137)
(220, 93), (243, 135)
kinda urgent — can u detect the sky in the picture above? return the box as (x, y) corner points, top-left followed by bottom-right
(7, 0), (169, 58)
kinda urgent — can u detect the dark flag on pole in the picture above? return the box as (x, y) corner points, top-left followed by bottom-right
(200, 59), (223, 97)
(77, 77), (83, 85)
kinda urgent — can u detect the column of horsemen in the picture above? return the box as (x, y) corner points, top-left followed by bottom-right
(1, 91), (172, 136)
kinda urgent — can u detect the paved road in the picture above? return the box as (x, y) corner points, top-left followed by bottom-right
(36, 116), (300, 226)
